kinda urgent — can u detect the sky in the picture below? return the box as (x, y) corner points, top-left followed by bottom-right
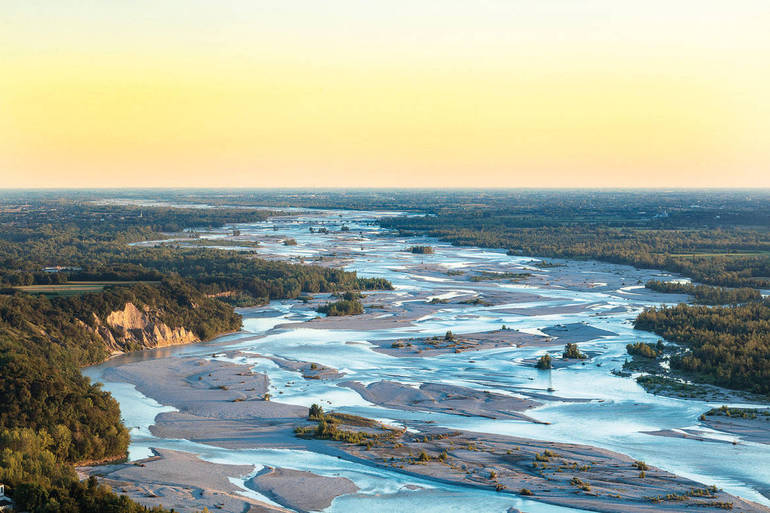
(2, 1), (769, 188)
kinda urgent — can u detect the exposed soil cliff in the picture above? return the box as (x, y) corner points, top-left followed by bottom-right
(91, 302), (199, 352)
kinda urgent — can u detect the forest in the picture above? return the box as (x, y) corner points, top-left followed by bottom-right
(0, 276), (245, 512)
(0, 202), (391, 303)
(0, 190), (767, 509)
(6, 190), (766, 291)
(626, 341), (665, 359)
(380, 217), (770, 289)
(266, 189), (762, 289)
(0, 198), (391, 512)
(644, 280), (762, 305)
(71, 188), (769, 232)
(0, 325), (159, 511)
(317, 298), (365, 316)
(408, 245), (434, 254)
(634, 301), (770, 395)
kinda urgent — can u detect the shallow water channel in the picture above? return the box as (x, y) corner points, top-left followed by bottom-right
(86, 207), (770, 512)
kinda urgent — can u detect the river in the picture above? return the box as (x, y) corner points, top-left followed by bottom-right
(85, 207), (770, 512)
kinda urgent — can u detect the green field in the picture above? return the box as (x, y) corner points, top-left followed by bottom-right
(14, 281), (160, 297)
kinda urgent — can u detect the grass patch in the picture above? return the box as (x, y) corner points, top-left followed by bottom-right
(14, 281), (160, 297)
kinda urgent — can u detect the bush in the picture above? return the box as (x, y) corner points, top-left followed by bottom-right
(635, 301), (770, 394)
(626, 342), (661, 359)
(562, 343), (587, 360)
(309, 404), (324, 419)
(571, 476), (591, 491)
(535, 354), (552, 369)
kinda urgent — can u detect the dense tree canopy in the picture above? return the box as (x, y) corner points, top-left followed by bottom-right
(0, 190), (766, 508)
(317, 299), (365, 316)
(635, 301), (770, 395)
(382, 216), (770, 289)
(0, 199), (390, 512)
(644, 280), (762, 305)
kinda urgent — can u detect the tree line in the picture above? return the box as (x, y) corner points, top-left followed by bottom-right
(381, 216), (770, 289)
(634, 301), (770, 395)
(0, 203), (392, 303)
(645, 280), (762, 305)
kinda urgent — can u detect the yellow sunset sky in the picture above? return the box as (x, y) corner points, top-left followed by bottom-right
(1, 1), (769, 188)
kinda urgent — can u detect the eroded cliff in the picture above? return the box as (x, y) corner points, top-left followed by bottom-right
(91, 302), (199, 352)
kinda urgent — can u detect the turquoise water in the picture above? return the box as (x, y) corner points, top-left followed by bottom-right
(86, 207), (770, 511)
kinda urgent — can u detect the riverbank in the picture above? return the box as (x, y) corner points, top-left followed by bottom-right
(81, 449), (289, 513)
(81, 206), (770, 512)
(87, 351), (769, 512)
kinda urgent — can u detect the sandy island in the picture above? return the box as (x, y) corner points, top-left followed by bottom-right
(372, 328), (549, 357)
(541, 322), (618, 343)
(340, 380), (544, 422)
(81, 448), (288, 513)
(91, 352), (769, 513)
(294, 416), (769, 513)
(246, 467), (358, 513)
(85, 221), (770, 513)
(701, 408), (770, 445)
(250, 353), (346, 380)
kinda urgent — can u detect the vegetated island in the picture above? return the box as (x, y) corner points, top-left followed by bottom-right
(91, 346), (766, 513)
(408, 245), (434, 254)
(293, 405), (763, 513)
(373, 328), (545, 357)
(316, 296), (365, 316)
(698, 406), (770, 445)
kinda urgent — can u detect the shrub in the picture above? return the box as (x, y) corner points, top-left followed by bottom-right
(317, 299), (364, 316)
(308, 404), (324, 419)
(563, 343), (587, 360)
(626, 342), (660, 359)
(571, 476), (591, 491)
(535, 354), (552, 369)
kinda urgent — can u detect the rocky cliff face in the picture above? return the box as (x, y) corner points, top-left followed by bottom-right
(91, 302), (199, 353)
